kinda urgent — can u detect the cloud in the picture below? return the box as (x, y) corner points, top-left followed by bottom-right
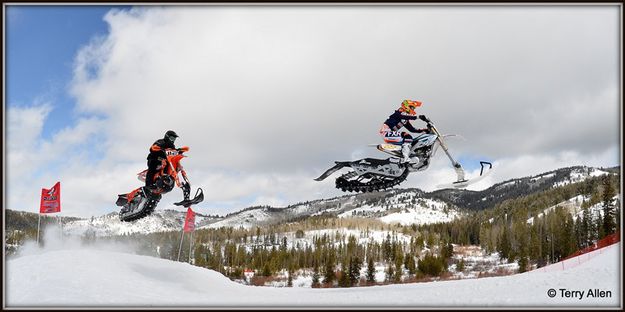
(7, 104), (51, 139)
(7, 6), (620, 217)
(6, 103), (109, 216)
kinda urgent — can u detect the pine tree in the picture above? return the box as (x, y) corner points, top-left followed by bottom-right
(338, 261), (350, 287)
(312, 264), (320, 288)
(323, 255), (336, 286)
(441, 242), (454, 261)
(404, 254), (417, 276)
(262, 263), (272, 277)
(456, 259), (465, 272)
(349, 256), (362, 287)
(581, 207), (592, 248)
(498, 224), (512, 261)
(574, 216), (583, 250)
(385, 262), (395, 283)
(366, 257), (376, 284)
(529, 222), (542, 262)
(518, 256), (528, 273)
(601, 175), (616, 237)
(394, 254), (403, 283)
(287, 265), (294, 287)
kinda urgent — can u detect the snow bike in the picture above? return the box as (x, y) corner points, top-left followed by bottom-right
(314, 116), (493, 192)
(115, 146), (204, 222)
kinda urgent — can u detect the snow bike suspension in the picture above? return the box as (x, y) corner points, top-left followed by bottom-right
(118, 188), (162, 222)
(335, 166), (409, 193)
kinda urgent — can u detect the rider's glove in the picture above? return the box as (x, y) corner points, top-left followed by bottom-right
(419, 115), (430, 122)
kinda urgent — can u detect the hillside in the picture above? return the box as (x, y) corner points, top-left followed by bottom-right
(6, 241), (620, 307)
(5, 165), (618, 237)
(429, 166), (615, 211)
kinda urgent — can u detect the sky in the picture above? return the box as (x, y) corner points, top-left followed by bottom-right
(5, 5), (621, 218)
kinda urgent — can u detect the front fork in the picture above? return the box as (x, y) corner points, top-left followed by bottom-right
(180, 170), (191, 201)
(431, 125), (466, 182)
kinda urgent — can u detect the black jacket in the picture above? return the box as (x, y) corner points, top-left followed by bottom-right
(384, 110), (420, 132)
(147, 138), (176, 161)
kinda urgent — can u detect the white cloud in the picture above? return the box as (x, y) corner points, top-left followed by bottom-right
(7, 104), (52, 178)
(6, 6), (620, 218)
(6, 104), (109, 216)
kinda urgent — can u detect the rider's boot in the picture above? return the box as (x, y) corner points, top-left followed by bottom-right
(401, 143), (411, 163)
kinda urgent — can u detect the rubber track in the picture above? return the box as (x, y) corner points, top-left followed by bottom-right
(335, 166), (409, 193)
(119, 198), (159, 222)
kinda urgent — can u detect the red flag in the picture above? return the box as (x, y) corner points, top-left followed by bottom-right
(40, 182), (61, 213)
(183, 207), (196, 233)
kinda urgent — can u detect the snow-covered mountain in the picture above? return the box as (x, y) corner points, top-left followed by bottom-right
(206, 189), (461, 229)
(430, 165), (616, 211)
(6, 240), (620, 307)
(178, 165), (618, 230)
(527, 194), (621, 225)
(10, 165), (618, 237)
(62, 209), (220, 237)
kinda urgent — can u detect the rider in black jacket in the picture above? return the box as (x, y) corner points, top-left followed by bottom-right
(145, 130), (178, 188)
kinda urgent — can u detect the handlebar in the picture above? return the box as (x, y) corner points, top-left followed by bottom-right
(165, 146), (189, 155)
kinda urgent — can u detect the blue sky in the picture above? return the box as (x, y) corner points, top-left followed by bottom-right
(6, 5), (128, 139)
(5, 6), (620, 218)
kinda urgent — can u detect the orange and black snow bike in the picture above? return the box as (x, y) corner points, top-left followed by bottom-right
(116, 146), (203, 222)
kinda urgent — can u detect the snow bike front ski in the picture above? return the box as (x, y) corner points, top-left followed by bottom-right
(115, 146), (204, 222)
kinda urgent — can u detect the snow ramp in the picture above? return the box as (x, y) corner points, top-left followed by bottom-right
(6, 244), (621, 308)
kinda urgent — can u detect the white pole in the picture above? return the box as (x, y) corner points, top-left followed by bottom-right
(188, 231), (194, 264)
(177, 230), (185, 262)
(37, 214), (41, 246)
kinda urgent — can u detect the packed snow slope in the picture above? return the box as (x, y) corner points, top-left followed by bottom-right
(6, 243), (621, 307)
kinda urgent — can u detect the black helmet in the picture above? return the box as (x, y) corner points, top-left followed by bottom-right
(164, 130), (178, 143)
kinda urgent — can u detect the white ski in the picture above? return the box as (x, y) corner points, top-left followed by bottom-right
(436, 161), (493, 189)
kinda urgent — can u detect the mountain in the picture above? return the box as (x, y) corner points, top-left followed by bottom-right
(429, 165), (616, 211)
(205, 165), (617, 229)
(5, 209), (81, 233)
(6, 165), (618, 237)
(205, 189), (460, 229)
(526, 194), (620, 225)
(62, 209), (220, 237)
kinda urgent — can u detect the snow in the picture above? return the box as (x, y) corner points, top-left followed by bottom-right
(527, 194), (620, 225)
(256, 228), (415, 250)
(198, 190), (459, 229)
(530, 172), (556, 182)
(205, 208), (271, 230)
(378, 202), (460, 226)
(63, 210), (217, 237)
(6, 232), (621, 308)
(495, 180), (517, 189)
(337, 193), (462, 226)
(553, 167), (611, 188)
(452, 245), (518, 279)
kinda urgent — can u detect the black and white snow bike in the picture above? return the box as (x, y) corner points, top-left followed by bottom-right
(315, 116), (493, 192)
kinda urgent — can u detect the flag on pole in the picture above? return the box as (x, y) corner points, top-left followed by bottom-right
(183, 207), (196, 233)
(40, 182), (61, 213)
